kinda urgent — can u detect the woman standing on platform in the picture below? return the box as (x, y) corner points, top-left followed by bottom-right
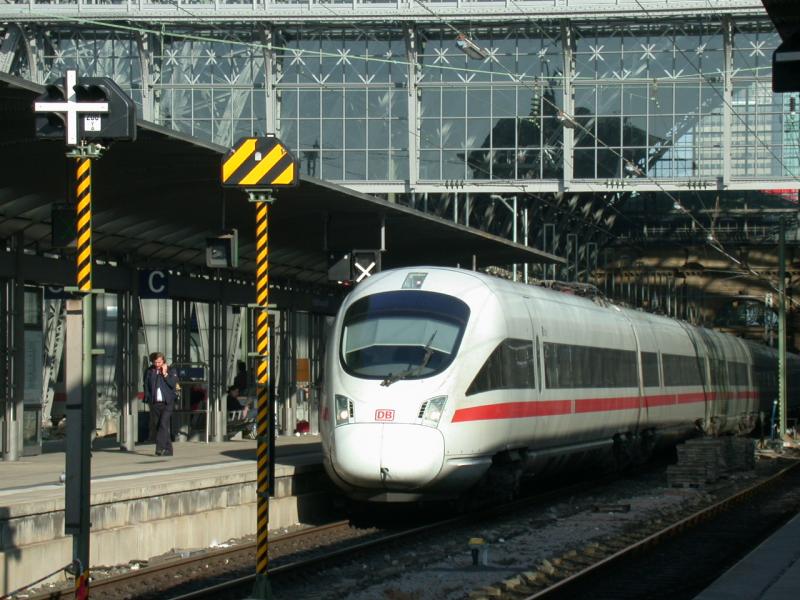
(143, 352), (178, 456)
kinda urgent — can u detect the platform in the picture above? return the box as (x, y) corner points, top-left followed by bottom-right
(693, 511), (800, 600)
(0, 435), (331, 595)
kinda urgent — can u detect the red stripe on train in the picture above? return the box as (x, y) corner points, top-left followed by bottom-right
(575, 396), (640, 413)
(451, 400), (572, 422)
(452, 389), (759, 422)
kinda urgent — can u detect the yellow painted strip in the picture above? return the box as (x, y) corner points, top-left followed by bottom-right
(78, 247), (91, 265)
(77, 177), (91, 196)
(272, 162), (295, 185)
(78, 264), (92, 283)
(77, 160), (90, 178)
(77, 193), (91, 211)
(239, 144), (286, 186)
(77, 212), (91, 231)
(77, 230), (91, 248)
(222, 138), (257, 182)
(256, 220), (267, 237)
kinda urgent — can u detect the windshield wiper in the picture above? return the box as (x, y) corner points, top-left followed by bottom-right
(380, 331), (438, 387)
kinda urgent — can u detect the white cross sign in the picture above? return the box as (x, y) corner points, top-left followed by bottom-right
(34, 69), (109, 146)
(355, 260), (376, 282)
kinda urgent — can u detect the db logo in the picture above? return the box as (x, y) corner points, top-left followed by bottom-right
(375, 409), (395, 421)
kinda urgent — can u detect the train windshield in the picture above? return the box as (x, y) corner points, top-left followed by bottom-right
(341, 290), (470, 380)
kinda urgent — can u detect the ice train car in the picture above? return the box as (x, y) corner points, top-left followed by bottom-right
(320, 267), (797, 502)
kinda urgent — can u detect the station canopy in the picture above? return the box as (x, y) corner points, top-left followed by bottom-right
(0, 72), (563, 287)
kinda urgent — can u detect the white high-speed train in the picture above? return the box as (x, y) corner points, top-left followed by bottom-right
(321, 267), (796, 502)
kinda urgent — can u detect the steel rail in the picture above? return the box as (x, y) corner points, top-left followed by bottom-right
(165, 467), (661, 600)
(25, 460), (675, 600)
(519, 459), (800, 600)
(25, 520), (352, 600)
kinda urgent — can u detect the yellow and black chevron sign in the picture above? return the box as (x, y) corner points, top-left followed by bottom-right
(221, 136), (298, 188)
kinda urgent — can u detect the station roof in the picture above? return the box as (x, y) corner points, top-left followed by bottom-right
(0, 72), (562, 287)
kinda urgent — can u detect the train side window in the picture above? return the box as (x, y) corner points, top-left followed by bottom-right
(728, 361), (749, 387)
(641, 352), (660, 387)
(662, 354), (705, 386)
(708, 359), (726, 387)
(544, 342), (637, 389)
(466, 338), (535, 396)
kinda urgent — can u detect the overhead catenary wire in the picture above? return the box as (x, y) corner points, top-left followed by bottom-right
(23, 12), (800, 299)
(27, 14), (793, 86)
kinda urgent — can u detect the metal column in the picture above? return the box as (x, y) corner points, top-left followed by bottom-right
(208, 298), (226, 443)
(64, 154), (95, 598)
(2, 233), (24, 461)
(778, 218), (787, 438)
(118, 285), (138, 452)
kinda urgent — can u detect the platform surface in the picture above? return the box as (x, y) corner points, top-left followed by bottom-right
(694, 511), (800, 600)
(0, 435), (321, 514)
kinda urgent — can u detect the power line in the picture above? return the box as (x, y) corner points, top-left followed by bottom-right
(20, 14), (800, 296)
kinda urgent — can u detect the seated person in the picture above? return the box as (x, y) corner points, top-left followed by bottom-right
(189, 385), (207, 412)
(226, 385), (249, 419)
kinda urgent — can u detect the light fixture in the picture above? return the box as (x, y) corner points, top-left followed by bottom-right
(455, 34), (488, 60)
(624, 161), (644, 176)
(556, 111), (578, 129)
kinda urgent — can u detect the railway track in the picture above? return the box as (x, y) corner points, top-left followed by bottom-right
(25, 465), (629, 600)
(469, 458), (800, 600)
(25, 521), (370, 600)
(25, 456), (798, 600)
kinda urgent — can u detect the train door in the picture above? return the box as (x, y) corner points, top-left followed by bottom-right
(633, 319), (662, 433)
(503, 293), (536, 447)
(619, 312), (644, 437)
(695, 328), (727, 432)
(680, 323), (715, 433)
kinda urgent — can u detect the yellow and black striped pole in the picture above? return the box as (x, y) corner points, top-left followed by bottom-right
(76, 157), (92, 292)
(74, 156), (93, 600)
(252, 199), (272, 599)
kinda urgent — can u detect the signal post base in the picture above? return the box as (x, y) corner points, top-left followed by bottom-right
(247, 574), (273, 600)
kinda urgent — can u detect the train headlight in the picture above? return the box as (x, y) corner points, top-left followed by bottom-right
(421, 396), (447, 427)
(335, 394), (353, 426)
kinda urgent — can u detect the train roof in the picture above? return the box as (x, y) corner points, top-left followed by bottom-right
(355, 266), (785, 359)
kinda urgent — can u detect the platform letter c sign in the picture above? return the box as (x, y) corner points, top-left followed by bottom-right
(149, 271), (166, 294)
(139, 269), (169, 299)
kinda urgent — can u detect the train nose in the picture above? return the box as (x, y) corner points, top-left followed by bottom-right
(333, 424), (445, 490)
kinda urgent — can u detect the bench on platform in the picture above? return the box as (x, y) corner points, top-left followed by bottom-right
(228, 410), (256, 440)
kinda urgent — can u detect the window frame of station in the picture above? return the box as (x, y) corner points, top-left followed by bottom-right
(416, 23), (565, 182)
(24, 286), (43, 329)
(273, 27), (409, 182)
